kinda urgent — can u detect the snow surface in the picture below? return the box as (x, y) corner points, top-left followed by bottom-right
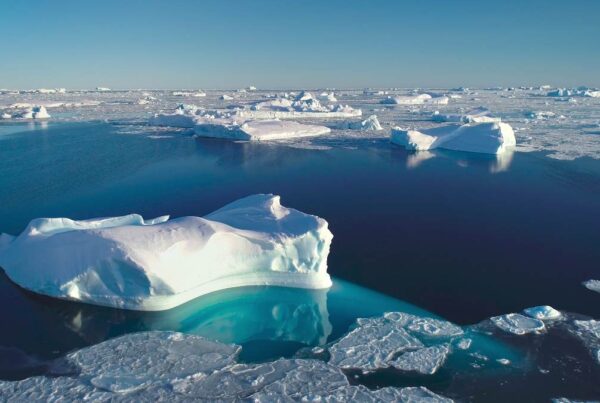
(0, 194), (333, 311)
(0, 331), (454, 402)
(391, 121), (516, 154)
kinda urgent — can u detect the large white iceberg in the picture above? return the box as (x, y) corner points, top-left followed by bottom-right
(0, 194), (333, 311)
(391, 122), (516, 155)
(149, 107), (331, 140)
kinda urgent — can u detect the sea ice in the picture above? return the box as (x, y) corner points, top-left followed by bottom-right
(172, 90), (206, 97)
(391, 122), (516, 154)
(431, 107), (500, 123)
(0, 331), (454, 401)
(490, 313), (546, 335)
(319, 91), (338, 102)
(523, 306), (562, 320)
(582, 279), (600, 294)
(390, 344), (450, 374)
(95, 87), (111, 92)
(0, 194), (333, 311)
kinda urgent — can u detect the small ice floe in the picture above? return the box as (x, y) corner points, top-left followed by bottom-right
(582, 279), (600, 294)
(391, 122), (516, 155)
(337, 114), (383, 131)
(172, 90), (206, 97)
(431, 107), (500, 123)
(1, 106), (51, 120)
(0, 194), (333, 311)
(525, 111), (557, 120)
(381, 93), (449, 105)
(0, 331), (454, 401)
(523, 306), (562, 321)
(328, 312), (462, 372)
(490, 313), (545, 335)
(319, 91), (338, 102)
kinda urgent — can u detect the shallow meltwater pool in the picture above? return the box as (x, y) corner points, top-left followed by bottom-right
(0, 121), (599, 401)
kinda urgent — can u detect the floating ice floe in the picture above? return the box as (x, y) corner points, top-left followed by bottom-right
(525, 111), (557, 120)
(0, 194), (333, 311)
(0, 105), (51, 120)
(149, 106), (331, 140)
(391, 122), (516, 155)
(0, 331), (453, 402)
(523, 305), (562, 320)
(172, 90), (206, 97)
(328, 311), (462, 373)
(431, 107), (500, 123)
(337, 114), (383, 131)
(582, 279), (600, 294)
(230, 91), (361, 118)
(381, 93), (449, 105)
(490, 313), (546, 335)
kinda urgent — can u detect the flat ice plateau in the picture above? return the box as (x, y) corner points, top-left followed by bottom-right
(0, 194), (333, 311)
(2, 86), (600, 159)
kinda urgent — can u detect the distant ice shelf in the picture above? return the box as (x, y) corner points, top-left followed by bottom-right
(0, 194), (333, 311)
(391, 121), (516, 155)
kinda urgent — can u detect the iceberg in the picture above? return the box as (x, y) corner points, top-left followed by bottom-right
(231, 91), (361, 118)
(381, 93), (449, 105)
(319, 91), (337, 102)
(172, 90), (206, 97)
(95, 87), (111, 92)
(220, 94), (233, 100)
(583, 279), (600, 294)
(432, 107), (500, 123)
(391, 122), (516, 155)
(523, 306), (562, 320)
(337, 114), (383, 131)
(1, 105), (51, 120)
(150, 107), (331, 140)
(0, 194), (333, 311)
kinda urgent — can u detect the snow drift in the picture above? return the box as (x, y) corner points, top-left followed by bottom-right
(0, 194), (333, 311)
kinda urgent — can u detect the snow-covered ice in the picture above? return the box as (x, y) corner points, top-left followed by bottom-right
(0, 194), (333, 311)
(432, 107), (500, 123)
(490, 313), (546, 335)
(381, 93), (449, 105)
(337, 114), (383, 131)
(391, 121), (516, 154)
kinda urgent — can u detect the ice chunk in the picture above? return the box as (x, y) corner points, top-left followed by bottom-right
(337, 114), (383, 131)
(391, 122), (516, 155)
(490, 313), (545, 335)
(523, 306), (562, 320)
(328, 312), (461, 371)
(583, 279), (600, 294)
(432, 107), (500, 123)
(3, 105), (51, 120)
(547, 89), (573, 97)
(220, 94), (233, 100)
(95, 87), (111, 92)
(525, 111), (557, 120)
(390, 344), (450, 374)
(381, 93), (448, 105)
(319, 91), (338, 102)
(0, 194), (333, 311)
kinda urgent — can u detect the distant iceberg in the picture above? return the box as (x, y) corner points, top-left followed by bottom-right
(432, 107), (500, 123)
(149, 106), (331, 140)
(381, 93), (449, 105)
(172, 90), (206, 97)
(337, 114), (383, 131)
(0, 194), (333, 311)
(391, 122), (516, 155)
(95, 87), (111, 92)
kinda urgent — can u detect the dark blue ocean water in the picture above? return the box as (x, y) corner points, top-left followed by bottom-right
(1, 121), (599, 400)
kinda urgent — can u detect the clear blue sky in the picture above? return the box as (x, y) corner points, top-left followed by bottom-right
(1, 0), (599, 89)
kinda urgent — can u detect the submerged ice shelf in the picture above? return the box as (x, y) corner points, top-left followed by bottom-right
(0, 194), (333, 311)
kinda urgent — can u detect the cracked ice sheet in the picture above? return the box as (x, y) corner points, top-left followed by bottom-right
(328, 312), (462, 372)
(0, 331), (454, 402)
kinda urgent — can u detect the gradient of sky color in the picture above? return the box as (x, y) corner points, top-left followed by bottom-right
(1, 0), (599, 89)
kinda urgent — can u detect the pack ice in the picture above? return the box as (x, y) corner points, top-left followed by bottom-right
(381, 93), (449, 105)
(391, 122), (516, 155)
(0, 194), (333, 311)
(149, 105), (331, 140)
